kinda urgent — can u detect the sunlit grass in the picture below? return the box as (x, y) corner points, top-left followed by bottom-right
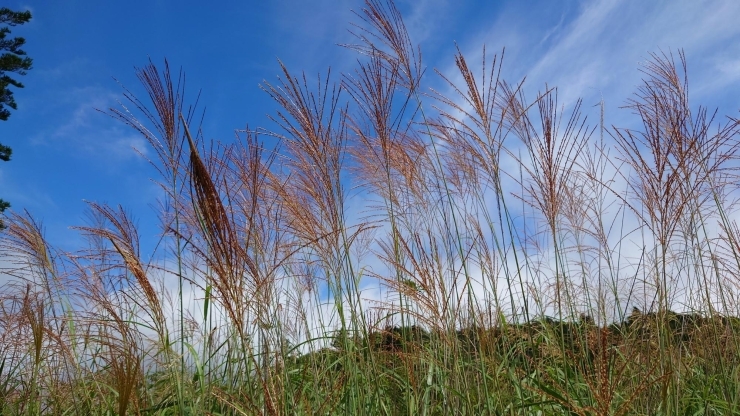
(2, 0), (740, 414)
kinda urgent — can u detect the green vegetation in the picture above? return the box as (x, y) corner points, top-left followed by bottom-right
(2, 1), (740, 414)
(0, 7), (33, 229)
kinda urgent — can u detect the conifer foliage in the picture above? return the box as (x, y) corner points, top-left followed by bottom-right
(0, 7), (32, 229)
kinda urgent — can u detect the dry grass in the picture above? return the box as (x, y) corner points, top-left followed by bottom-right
(2, 0), (740, 414)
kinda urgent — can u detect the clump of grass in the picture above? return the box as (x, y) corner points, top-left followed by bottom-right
(2, 0), (740, 414)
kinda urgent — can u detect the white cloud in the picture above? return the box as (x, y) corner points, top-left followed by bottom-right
(28, 86), (151, 165)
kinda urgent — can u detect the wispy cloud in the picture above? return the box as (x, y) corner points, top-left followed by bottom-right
(437, 0), (740, 120)
(29, 86), (150, 166)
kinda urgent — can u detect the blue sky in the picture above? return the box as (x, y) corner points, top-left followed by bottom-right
(2, 0), (740, 256)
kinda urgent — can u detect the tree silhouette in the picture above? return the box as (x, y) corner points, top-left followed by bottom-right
(0, 7), (32, 229)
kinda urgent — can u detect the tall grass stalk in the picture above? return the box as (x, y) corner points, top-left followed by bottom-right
(2, 1), (740, 414)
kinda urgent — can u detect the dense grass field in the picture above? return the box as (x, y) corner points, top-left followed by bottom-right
(3, 1), (740, 414)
